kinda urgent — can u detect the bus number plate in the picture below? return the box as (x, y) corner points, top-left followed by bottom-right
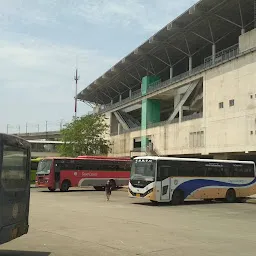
(10, 228), (18, 239)
(136, 193), (140, 198)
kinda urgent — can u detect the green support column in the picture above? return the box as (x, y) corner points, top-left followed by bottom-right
(141, 76), (161, 150)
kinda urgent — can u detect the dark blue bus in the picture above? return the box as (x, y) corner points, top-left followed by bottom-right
(0, 133), (30, 244)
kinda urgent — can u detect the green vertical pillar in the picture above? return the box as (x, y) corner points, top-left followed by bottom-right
(141, 76), (161, 150)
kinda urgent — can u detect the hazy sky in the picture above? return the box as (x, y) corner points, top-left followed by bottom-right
(0, 0), (197, 134)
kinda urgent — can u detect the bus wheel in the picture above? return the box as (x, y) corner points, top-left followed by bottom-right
(172, 190), (184, 205)
(225, 189), (236, 203)
(60, 180), (70, 192)
(48, 187), (56, 192)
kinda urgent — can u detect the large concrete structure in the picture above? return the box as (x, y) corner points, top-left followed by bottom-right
(78, 0), (256, 160)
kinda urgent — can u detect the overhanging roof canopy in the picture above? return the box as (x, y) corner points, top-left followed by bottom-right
(77, 0), (255, 105)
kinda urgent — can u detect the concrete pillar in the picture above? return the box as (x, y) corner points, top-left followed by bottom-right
(174, 94), (181, 108)
(170, 67), (173, 79)
(141, 76), (161, 151)
(111, 99), (113, 105)
(119, 94), (122, 102)
(117, 123), (121, 135)
(179, 106), (183, 123)
(129, 89), (132, 98)
(241, 28), (245, 35)
(189, 56), (192, 73)
(212, 44), (216, 64)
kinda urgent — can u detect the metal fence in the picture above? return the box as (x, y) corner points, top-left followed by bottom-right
(6, 120), (70, 134)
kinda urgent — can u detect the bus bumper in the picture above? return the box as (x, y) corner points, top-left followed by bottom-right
(128, 188), (156, 201)
(0, 222), (29, 245)
(35, 181), (49, 188)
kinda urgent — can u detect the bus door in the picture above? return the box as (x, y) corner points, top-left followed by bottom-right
(0, 137), (30, 242)
(157, 166), (171, 201)
(54, 162), (61, 189)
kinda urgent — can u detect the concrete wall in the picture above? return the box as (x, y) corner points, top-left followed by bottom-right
(204, 47), (256, 154)
(110, 118), (204, 157)
(108, 30), (256, 157)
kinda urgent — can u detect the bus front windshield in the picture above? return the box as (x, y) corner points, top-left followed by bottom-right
(37, 160), (52, 175)
(131, 159), (156, 181)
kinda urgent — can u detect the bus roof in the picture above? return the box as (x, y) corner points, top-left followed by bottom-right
(41, 156), (131, 162)
(41, 157), (76, 160)
(133, 156), (255, 165)
(0, 133), (30, 148)
(31, 157), (43, 162)
(77, 155), (131, 160)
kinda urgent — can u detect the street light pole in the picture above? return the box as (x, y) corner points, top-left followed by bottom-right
(74, 67), (80, 119)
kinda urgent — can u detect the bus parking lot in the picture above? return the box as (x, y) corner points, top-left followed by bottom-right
(1, 188), (256, 256)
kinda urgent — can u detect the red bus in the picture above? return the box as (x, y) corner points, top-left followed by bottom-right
(35, 156), (131, 192)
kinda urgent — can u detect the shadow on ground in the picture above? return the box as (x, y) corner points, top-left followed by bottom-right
(132, 200), (227, 207)
(41, 189), (96, 193)
(0, 250), (51, 256)
(132, 198), (256, 207)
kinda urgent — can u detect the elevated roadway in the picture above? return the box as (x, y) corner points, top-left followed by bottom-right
(12, 131), (61, 141)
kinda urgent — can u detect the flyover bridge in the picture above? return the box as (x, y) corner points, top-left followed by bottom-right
(12, 131), (61, 141)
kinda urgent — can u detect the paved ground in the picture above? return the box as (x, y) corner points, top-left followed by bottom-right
(1, 188), (256, 256)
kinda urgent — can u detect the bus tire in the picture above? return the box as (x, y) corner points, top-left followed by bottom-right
(237, 197), (247, 203)
(150, 200), (159, 205)
(109, 179), (116, 190)
(172, 190), (184, 205)
(225, 189), (236, 203)
(60, 180), (70, 192)
(48, 187), (56, 192)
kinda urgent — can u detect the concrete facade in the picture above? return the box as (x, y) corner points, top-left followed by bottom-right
(108, 29), (256, 159)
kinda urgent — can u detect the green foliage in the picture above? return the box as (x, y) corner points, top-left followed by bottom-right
(57, 114), (111, 157)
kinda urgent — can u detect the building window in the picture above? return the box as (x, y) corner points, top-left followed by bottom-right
(219, 102), (224, 109)
(229, 99), (235, 107)
(250, 131), (253, 135)
(250, 94), (253, 99)
(189, 131), (204, 148)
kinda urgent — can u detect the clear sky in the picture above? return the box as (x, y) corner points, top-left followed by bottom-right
(0, 0), (197, 134)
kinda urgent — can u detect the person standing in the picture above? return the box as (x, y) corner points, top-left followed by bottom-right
(105, 180), (112, 201)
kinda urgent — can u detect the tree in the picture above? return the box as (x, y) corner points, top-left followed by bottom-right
(57, 114), (111, 157)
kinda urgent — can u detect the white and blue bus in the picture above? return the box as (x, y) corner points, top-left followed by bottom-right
(128, 156), (256, 205)
(0, 133), (31, 244)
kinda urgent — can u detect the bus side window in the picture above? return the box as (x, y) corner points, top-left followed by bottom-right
(207, 167), (223, 177)
(233, 166), (241, 177)
(246, 166), (255, 177)
(223, 167), (230, 177)
(194, 163), (205, 177)
(178, 162), (194, 177)
(240, 165), (254, 177)
(76, 165), (82, 170)
(157, 166), (171, 181)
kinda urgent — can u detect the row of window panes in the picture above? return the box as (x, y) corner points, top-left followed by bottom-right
(55, 159), (131, 171)
(157, 160), (254, 181)
(219, 99), (234, 109)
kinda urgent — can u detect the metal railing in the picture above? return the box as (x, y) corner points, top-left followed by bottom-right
(98, 44), (241, 113)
